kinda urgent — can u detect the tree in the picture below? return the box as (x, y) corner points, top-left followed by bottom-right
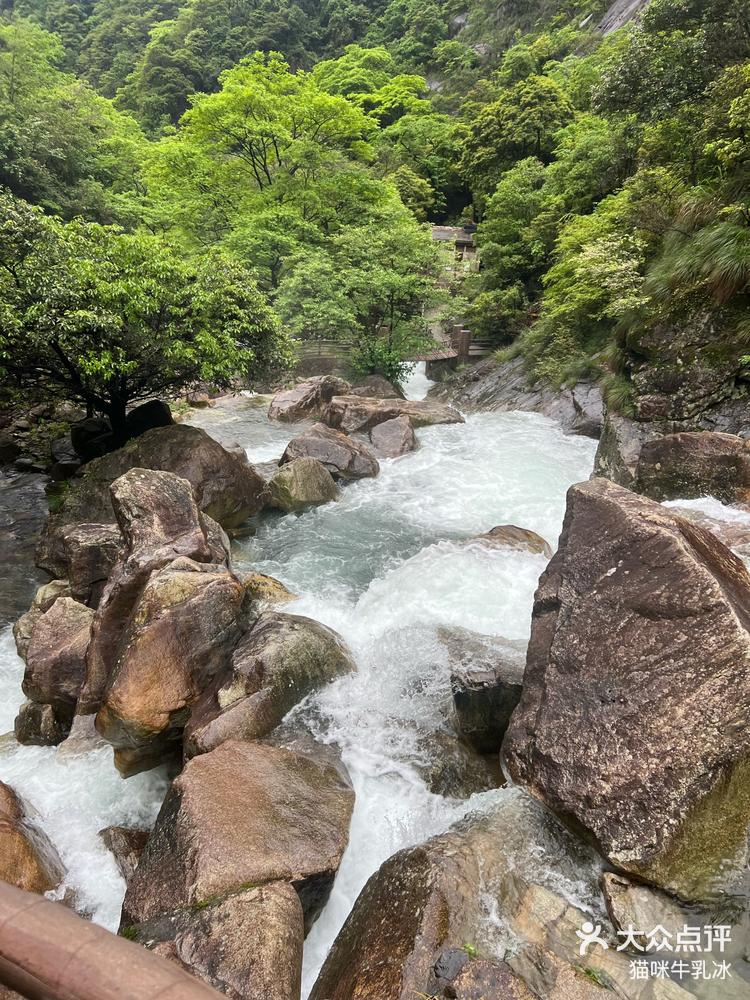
(461, 75), (573, 194)
(276, 208), (438, 367)
(0, 16), (147, 223)
(0, 195), (291, 443)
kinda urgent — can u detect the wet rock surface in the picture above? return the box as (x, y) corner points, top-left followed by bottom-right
(503, 477), (750, 900)
(122, 739), (354, 930)
(323, 395), (464, 434)
(443, 628), (525, 754)
(41, 425), (267, 555)
(634, 431), (750, 504)
(23, 596), (94, 716)
(281, 423), (380, 480)
(100, 825), (150, 882)
(268, 376), (351, 422)
(268, 457), (339, 512)
(0, 781), (66, 894)
(467, 524), (553, 557)
(96, 561), (245, 775)
(185, 611), (355, 757)
(310, 790), (669, 1000)
(429, 357), (603, 438)
(369, 415), (418, 458)
(129, 882), (303, 1000)
(80, 467), (229, 718)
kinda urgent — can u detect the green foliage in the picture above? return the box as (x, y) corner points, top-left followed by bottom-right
(0, 16), (147, 223)
(0, 193), (290, 438)
(460, 75), (573, 194)
(350, 340), (415, 388)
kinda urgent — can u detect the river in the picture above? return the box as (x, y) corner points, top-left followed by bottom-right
(1, 367), (749, 993)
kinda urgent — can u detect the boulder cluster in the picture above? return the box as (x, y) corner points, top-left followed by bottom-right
(9, 413), (365, 996)
(264, 374), (463, 511)
(5, 367), (750, 1000)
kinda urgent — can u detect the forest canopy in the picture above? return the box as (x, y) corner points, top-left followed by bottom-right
(2, 0), (750, 409)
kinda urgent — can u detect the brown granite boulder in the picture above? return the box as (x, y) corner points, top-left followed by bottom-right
(350, 375), (404, 399)
(503, 477), (750, 900)
(634, 431), (750, 503)
(0, 782), (65, 894)
(39, 427), (267, 573)
(127, 883), (303, 1000)
(281, 424), (379, 481)
(241, 572), (297, 609)
(443, 629), (526, 754)
(122, 740), (354, 931)
(23, 597), (94, 717)
(268, 457), (339, 513)
(12, 579), (71, 660)
(100, 826), (150, 882)
(323, 396), (464, 434)
(184, 611), (355, 757)
(268, 376), (351, 422)
(310, 791), (658, 1000)
(468, 524), (553, 558)
(61, 523), (124, 605)
(14, 702), (68, 746)
(80, 467), (229, 718)
(369, 416), (418, 458)
(96, 561), (245, 775)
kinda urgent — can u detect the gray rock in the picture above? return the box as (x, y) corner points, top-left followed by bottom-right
(268, 457), (339, 512)
(281, 424), (380, 481)
(442, 629), (526, 754)
(184, 611), (355, 757)
(503, 478), (750, 900)
(634, 431), (750, 504)
(323, 396), (464, 434)
(268, 376), (351, 422)
(429, 357), (602, 438)
(369, 416), (418, 458)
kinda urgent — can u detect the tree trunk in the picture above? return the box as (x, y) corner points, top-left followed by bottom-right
(107, 397), (128, 448)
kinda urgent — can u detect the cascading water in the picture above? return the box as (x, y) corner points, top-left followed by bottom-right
(2, 365), (749, 988)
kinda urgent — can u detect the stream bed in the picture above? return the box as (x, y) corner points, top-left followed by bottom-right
(1, 367), (749, 993)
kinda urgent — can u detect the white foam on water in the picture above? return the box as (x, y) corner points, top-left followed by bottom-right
(0, 399), (596, 973)
(0, 627), (168, 928)
(231, 408), (597, 994)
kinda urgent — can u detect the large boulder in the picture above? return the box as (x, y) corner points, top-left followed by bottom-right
(268, 458), (339, 513)
(280, 424), (379, 481)
(633, 431), (750, 504)
(442, 629), (526, 754)
(503, 478), (750, 900)
(23, 597), (94, 718)
(12, 579), (71, 660)
(0, 782), (65, 894)
(592, 409), (659, 489)
(96, 561), (245, 775)
(350, 375), (404, 399)
(323, 396), (464, 435)
(310, 791), (679, 1000)
(126, 883), (303, 1000)
(369, 416), (418, 458)
(184, 611), (355, 757)
(268, 376), (351, 422)
(122, 739), (354, 932)
(429, 356), (603, 439)
(41, 426), (267, 562)
(79, 468), (222, 718)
